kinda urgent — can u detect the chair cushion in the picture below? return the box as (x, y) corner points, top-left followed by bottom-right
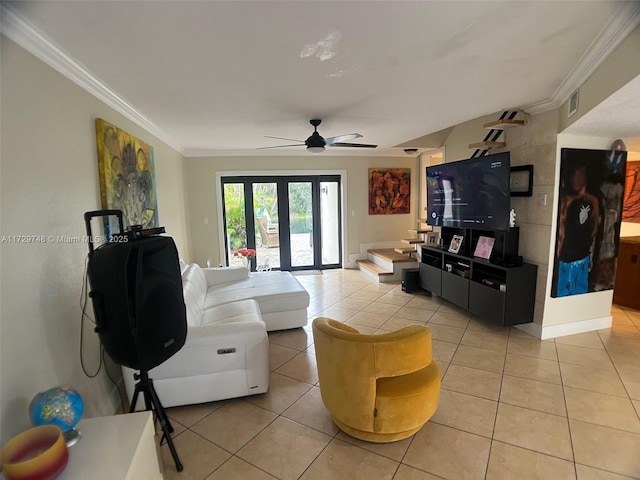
(374, 362), (441, 434)
(204, 271), (309, 314)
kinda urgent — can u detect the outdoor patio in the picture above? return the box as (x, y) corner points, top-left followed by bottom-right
(229, 232), (314, 270)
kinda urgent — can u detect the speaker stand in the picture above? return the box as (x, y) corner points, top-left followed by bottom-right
(129, 370), (183, 472)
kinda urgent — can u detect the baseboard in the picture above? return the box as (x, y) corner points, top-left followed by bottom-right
(515, 315), (612, 340)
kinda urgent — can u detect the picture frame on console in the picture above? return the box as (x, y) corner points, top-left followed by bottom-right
(473, 236), (495, 260)
(426, 232), (439, 246)
(448, 235), (463, 254)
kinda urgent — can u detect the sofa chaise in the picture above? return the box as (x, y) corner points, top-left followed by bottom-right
(183, 264), (310, 331)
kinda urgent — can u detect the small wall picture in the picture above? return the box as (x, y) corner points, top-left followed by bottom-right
(473, 236), (495, 260)
(427, 232), (440, 246)
(448, 235), (463, 254)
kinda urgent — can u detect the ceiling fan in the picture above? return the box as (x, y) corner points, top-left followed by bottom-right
(259, 119), (377, 153)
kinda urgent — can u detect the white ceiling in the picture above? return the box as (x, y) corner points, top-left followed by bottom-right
(2, 1), (639, 157)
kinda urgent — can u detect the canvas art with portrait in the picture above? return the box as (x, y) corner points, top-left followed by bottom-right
(551, 148), (627, 297)
(95, 119), (159, 235)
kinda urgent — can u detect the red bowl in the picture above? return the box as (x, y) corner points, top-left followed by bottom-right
(1, 425), (69, 480)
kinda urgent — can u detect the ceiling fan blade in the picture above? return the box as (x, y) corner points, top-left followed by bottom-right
(328, 142), (378, 148)
(325, 133), (362, 145)
(257, 144), (305, 150)
(264, 135), (305, 143)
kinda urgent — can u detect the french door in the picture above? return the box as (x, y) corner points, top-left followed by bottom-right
(221, 175), (342, 271)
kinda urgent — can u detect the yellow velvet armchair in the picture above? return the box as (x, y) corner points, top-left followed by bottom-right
(312, 317), (441, 443)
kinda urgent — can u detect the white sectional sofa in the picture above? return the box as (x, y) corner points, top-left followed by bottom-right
(123, 263), (310, 408)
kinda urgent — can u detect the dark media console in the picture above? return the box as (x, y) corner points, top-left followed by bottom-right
(419, 227), (537, 326)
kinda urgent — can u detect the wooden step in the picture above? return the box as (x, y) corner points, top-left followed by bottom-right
(394, 247), (416, 254)
(401, 238), (424, 245)
(368, 248), (419, 263)
(483, 119), (525, 129)
(356, 260), (394, 276)
(408, 228), (432, 235)
(469, 141), (506, 150)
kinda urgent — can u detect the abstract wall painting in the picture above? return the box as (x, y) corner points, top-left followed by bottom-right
(368, 168), (411, 215)
(95, 119), (158, 234)
(622, 161), (640, 223)
(551, 148), (627, 298)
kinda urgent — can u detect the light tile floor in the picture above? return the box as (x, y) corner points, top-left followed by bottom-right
(160, 269), (640, 480)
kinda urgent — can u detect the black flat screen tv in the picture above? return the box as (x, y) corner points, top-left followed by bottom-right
(426, 152), (511, 231)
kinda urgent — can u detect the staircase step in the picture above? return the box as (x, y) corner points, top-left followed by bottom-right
(401, 238), (424, 245)
(394, 247), (416, 254)
(356, 260), (394, 276)
(408, 229), (432, 234)
(368, 248), (419, 263)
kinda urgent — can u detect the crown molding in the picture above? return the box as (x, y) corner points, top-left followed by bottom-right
(525, 1), (640, 115)
(0, 4), (184, 154)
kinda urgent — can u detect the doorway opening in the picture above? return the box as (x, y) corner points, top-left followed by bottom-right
(221, 175), (342, 271)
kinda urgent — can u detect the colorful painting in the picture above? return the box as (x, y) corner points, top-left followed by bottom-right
(551, 148), (627, 298)
(368, 168), (411, 215)
(95, 119), (158, 234)
(622, 161), (640, 223)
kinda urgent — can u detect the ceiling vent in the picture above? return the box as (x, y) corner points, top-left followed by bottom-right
(568, 89), (579, 118)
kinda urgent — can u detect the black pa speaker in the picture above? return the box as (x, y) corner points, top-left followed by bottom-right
(87, 235), (187, 371)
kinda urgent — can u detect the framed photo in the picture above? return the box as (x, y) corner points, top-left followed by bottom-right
(448, 235), (463, 254)
(510, 165), (534, 197)
(473, 236), (495, 260)
(426, 232), (440, 246)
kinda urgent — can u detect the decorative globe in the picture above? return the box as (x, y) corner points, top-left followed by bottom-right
(29, 387), (84, 433)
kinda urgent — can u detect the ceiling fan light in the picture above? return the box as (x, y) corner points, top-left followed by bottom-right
(308, 146), (325, 153)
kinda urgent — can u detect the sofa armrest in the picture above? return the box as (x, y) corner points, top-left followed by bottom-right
(203, 266), (249, 286)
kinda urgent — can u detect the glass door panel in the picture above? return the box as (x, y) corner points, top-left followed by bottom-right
(223, 183), (247, 267)
(222, 175), (342, 271)
(320, 181), (341, 265)
(288, 182), (314, 268)
(252, 182), (280, 270)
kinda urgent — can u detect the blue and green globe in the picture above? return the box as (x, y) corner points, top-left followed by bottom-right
(29, 387), (84, 432)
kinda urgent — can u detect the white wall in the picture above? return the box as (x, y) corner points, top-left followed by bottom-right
(506, 110), (559, 326)
(442, 112), (500, 163)
(184, 156), (418, 267)
(0, 37), (190, 443)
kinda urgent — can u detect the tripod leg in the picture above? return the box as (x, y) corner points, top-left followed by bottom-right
(129, 381), (142, 413)
(129, 371), (183, 472)
(147, 378), (183, 472)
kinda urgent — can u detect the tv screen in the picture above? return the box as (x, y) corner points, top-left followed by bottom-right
(426, 152), (511, 231)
